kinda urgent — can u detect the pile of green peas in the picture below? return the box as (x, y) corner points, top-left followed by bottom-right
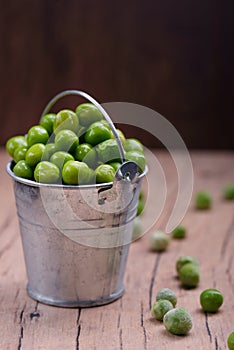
(151, 288), (193, 336)
(176, 255), (200, 288)
(6, 104), (146, 185)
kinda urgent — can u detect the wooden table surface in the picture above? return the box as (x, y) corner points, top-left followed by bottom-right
(0, 148), (233, 350)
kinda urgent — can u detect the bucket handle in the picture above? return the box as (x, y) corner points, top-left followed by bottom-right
(41, 89), (126, 164)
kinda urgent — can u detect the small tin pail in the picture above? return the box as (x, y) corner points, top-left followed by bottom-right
(7, 90), (147, 307)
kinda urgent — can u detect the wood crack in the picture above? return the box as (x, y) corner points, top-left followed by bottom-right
(220, 213), (234, 258)
(76, 308), (81, 350)
(149, 254), (161, 310)
(140, 302), (147, 350)
(215, 335), (219, 350)
(226, 255), (234, 292)
(18, 326), (24, 350)
(119, 328), (123, 350)
(205, 313), (212, 343)
(17, 304), (25, 350)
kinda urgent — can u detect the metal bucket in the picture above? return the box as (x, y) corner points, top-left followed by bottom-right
(7, 90), (147, 307)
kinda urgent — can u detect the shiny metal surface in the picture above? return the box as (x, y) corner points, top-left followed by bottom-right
(8, 162), (146, 307)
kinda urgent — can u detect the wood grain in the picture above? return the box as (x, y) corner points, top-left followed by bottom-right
(0, 148), (233, 349)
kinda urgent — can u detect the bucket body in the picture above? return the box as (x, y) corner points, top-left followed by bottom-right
(8, 162), (145, 307)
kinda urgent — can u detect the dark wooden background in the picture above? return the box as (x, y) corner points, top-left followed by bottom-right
(1, 0), (233, 148)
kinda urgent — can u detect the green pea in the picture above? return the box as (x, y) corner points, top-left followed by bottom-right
(172, 225), (187, 239)
(137, 199), (144, 216)
(27, 125), (49, 147)
(111, 129), (126, 145)
(151, 300), (174, 321)
(108, 161), (121, 172)
(132, 217), (143, 241)
(150, 231), (170, 252)
(124, 138), (144, 153)
(53, 109), (79, 134)
(223, 184), (234, 200)
(62, 160), (92, 185)
(96, 139), (121, 164)
(163, 308), (193, 335)
(55, 129), (79, 153)
(195, 191), (212, 209)
(25, 143), (45, 167)
(228, 332), (234, 350)
(13, 160), (33, 180)
(50, 151), (74, 171)
(42, 143), (57, 161)
(6, 135), (27, 157)
(179, 262), (200, 288)
(95, 164), (115, 183)
(74, 143), (97, 168)
(176, 256), (199, 274)
(40, 113), (56, 135)
(139, 190), (144, 201)
(13, 146), (28, 163)
(84, 121), (112, 146)
(200, 289), (223, 313)
(156, 288), (177, 307)
(34, 161), (60, 184)
(76, 103), (103, 126)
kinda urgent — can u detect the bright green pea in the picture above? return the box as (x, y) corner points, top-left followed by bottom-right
(124, 138), (144, 153)
(75, 143), (97, 169)
(34, 161), (60, 184)
(95, 164), (115, 183)
(42, 143), (57, 161)
(25, 143), (45, 167)
(76, 103), (103, 126)
(176, 256), (199, 274)
(62, 160), (92, 185)
(200, 289), (223, 313)
(96, 139), (121, 164)
(84, 121), (112, 146)
(172, 225), (187, 239)
(27, 125), (49, 147)
(6, 136), (27, 157)
(151, 300), (174, 321)
(228, 332), (234, 350)
(40, 113), (56, 135)
(195, 191), (212, 209)
(156, 288), (177, 307)
(13, 146), (28, 163)
(150, 231), (170, 252)
(109, 162), (121, 172)
(111, 129), (126, 145)
(163, 308), (193, 335)
(55, 129), (79, 153)
(13, 160), (33, 180)
(50, 151), (74, 170)
(53, 109), (79, 134)
(223, 184), (234, 200)
(179, 262), (200, 288)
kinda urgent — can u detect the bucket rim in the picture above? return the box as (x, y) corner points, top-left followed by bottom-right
(6, 161), (148, 189)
